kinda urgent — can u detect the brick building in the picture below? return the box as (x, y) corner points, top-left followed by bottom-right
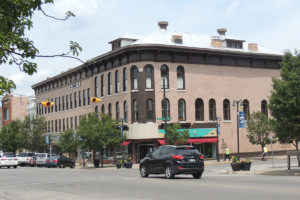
(32, 22), (293, 163)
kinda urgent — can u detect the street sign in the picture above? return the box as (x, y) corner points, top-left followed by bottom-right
(217, 124), (220, 135)
(239, 111), (245, 128)
(157, 117), (172, 121)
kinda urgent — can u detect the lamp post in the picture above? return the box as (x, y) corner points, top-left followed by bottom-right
(216, 117), (221, 162)
(163, 79), (168, 145)
(232, 100), (243, 161)
(120, 118), (125, 167)
(82, 149), (85, 167)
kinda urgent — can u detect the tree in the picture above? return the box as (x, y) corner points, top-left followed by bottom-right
(21, 116), (47, 152)
(268, 51), (300, 152)
(166, 123), (190, 145)
(246, 111), (275, 152)
(58, 129), (79, 156)
(0, 120), (23, 153)
(77, 113), (121, 166)
(0, 0), (82, 96)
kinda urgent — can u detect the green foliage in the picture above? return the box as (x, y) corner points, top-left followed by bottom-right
(268, 51), (300, 149)
(0, 120), (23, 153)
(165, 123), (190, 145)
(241, 158), (251, 163)
(246, 111), (275, 151)
(58, 129), (79, 155)
(232, 156), (240, 163)
(0, 0), (81, 96)
(77, 113), (121, 152)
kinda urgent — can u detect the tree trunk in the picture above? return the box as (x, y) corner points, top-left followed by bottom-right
(100, 150), (104, 168)
(114, 147), (117, 164)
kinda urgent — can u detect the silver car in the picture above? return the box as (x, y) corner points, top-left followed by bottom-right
(36, 153), (57, 167)
(0, 152), (18, 169)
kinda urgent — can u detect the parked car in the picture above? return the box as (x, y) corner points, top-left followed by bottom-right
(44, 155), (75, 168)
(139, 145), (204, 179)
(17, 152), (35, 166)
(36, 153), (57, 167)
(0, 152), (18, 168)
(28, 154), (39, 167)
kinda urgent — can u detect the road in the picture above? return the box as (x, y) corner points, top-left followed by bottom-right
(0, 158), (299, 200)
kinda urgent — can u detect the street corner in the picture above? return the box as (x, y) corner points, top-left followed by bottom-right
(255, 168), (300, 176)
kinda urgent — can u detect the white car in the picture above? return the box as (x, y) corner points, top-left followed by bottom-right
(36, 153), (57, 167)
(17, 152), (35, 166)
(0, 152), (18, 168)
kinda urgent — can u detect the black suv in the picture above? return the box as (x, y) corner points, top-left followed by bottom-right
(139, 145), (204, 179)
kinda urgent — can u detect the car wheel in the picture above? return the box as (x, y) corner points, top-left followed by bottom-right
(192, 172), (202, 179)
(165, 166), (174, 179)
(59, 163), (64, 168)
(140, 166), (149, 178)
(70, 163), (75, 168)
(7, 166), (10, 169)
(14, 166), (17, 169)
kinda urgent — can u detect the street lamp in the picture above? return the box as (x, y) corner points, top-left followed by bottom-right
(120, 118), (125, 168)
(232, 100), (243, 161)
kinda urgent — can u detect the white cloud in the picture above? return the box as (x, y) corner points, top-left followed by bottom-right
(225, 0), (239, 13)
(8, 73), (27, 86)
(277, 0), (291, 6)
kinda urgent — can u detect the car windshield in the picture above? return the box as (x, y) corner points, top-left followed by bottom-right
(38, 154), (46, 157)
(4, 153), (15, 157)
(18, 153), (27, 157)
(51, 156), (59, 160)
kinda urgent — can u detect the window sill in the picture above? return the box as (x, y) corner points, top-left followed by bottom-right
(123, 91), (127, 94)
(177, 89), (186, 92)
(131, 90), (138, 93)
(223, 120), (232, 123)
(160, 89), (170, 92)
(145, 89), (154, 92)
(195, 121), (205, 123)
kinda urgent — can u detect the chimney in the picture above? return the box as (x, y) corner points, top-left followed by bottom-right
(217, 28), (227, 36)
(158, 21), (168, 30)
(68, 68), (72, 71)
(248, 43), (258, 52)
(211, 36), (222, 48)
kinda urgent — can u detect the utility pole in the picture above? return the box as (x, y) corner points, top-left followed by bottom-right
(163, 79), (168, 145)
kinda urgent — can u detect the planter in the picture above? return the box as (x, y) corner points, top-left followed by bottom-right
(124, 162), (132, 168)
(231, 163), (242, 171)
(241, 162), (252, 171)
(116, 163), (122, 169)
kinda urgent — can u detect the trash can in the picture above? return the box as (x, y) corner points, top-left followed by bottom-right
(94, 159), (99, 168)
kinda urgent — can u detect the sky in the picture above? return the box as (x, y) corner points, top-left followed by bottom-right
(2, 0), (300, 98)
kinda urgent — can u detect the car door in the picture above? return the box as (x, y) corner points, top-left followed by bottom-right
(148, 147), (162, 173)
(156, 146), (172, 173)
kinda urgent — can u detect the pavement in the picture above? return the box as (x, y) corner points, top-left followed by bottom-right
(75, 155), (300, 176)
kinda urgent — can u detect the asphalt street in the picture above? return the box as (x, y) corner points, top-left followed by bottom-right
(0, 157), (300, 200)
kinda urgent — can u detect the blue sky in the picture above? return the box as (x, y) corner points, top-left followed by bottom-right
(2, 0), (300, 97)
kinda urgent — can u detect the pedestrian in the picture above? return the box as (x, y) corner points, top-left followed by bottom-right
(224, 147), (230, 161)
(262, 146), (268, 161)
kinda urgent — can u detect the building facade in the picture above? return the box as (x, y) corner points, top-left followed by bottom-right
(26, 96), (37, 119)
(32, 22), (293, 163)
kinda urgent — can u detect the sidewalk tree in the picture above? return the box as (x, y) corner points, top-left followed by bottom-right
(166, 123), (190, 145)
(0, 0), (82, 96)
(58, 129), (79, 157)
(0, 120), (22, 153)
(77, 113), (121, 166)
(21, 116), (47, 152)
(246, 111), (275, 152)
(268, 51), (300, 153)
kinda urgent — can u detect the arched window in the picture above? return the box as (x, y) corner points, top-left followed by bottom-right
(146, 99), (153, 121)
(101, 104), (105, 113)
(261, 100), (268, 116)
(95, 106), (98, 113)
(123, 68), (127, 92)
(115, 70), (119, 93)
(178, 98), (186, 121)
(223, 99), (231, 120)
(116, 102), (120, 121)
(101, 75), (105, 96)
(209, 99), (216, 121)
(161, 65), (169, 89)
(161, 98), (170, 118)
(195, 98), (204, 121)
(108, 72), (112, 95)
(243, 99), (250, 119)
(108, 103), (112, 118)
(133, 100), (138, 122)
(124, 101), (128, 122)
(177, 66), (185, 90)
(145, 66), (152, 89)
(131, 67), (138, 90)
(94, 77), (98, 97)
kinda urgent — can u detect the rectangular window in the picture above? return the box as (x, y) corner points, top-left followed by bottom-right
(38, 103), (41, 115)
(59, 97), (61, 111)
(55, 98), (57, 112)
(59, 119), (61, 132)
(87, 88), (91, 105)
(62, 96), (65, 111)
(75, 116), (77, 131)
(4, 109), (9, 120)
(74, 92), (77, 108)
(55, 120), (57, 132)
(67, 118), (69, 130)
(63, 118), (65, 132)
(70, 94), (73, 109)
(70, 117), (73, 130)
(51, 99), (54, 113)
(79, 91), (81, 107)
(66, 95), (69, 110)
(83, 90), (86, 106)
(51, 120), (53, 132)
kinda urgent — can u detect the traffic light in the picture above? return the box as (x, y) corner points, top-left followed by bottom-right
(41, 100), (54, 107)
(91, 97), (102, 103)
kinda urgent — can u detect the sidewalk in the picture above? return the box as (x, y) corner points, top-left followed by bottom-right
(76, 155), (300, 176)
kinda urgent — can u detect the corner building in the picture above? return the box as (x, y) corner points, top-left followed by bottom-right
(32, 22), (292, 163)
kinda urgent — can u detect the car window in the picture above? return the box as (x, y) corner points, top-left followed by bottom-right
(4, 153), (15, 157)
(160, 147), (174, 155)
(176, 149), (200, 155)
(38, 154), (46, 157)
(151, 147), (162, 157)
(19, 153), (27, 157)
